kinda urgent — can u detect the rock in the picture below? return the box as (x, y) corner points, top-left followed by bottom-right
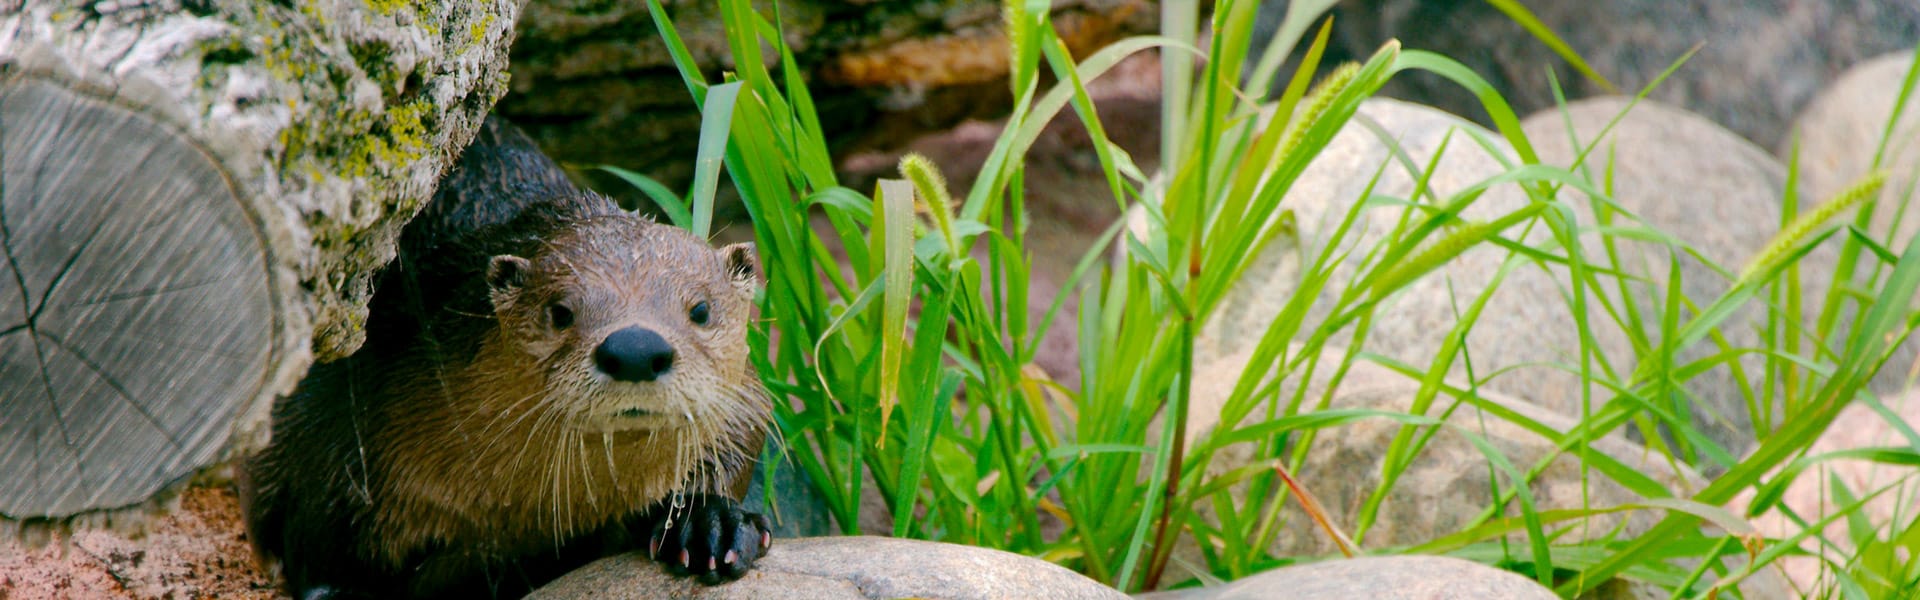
(1178, 98), (1561, 383)
(1521, 96), (1810, 458)
(1522, 97), (1792, 272)
(1138, 97), (1790, 456)
(1781, 50), (1920, 393)
(1182, 345), (1699, 559)
(530, 536), (1127, 600)
(1786, 50), (1920, 247)
(1747, 386), (1920, 594)
(1138, 98), (1639, 452)
(1174, 345), (1791, 600)
(1134, 555), (1556, 600)
(1255, 0), (1920, 148)
(0, 486), (277, 599)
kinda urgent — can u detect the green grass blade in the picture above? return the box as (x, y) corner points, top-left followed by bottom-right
(1477, 0), (1615, 92)
(876, 179), (916, 435)
(643, 0), (711, 100)
(689, 81), (743, 238)
(596, 164), (692, 229)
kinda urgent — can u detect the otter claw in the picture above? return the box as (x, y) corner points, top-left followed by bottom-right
(643, 494), (770, 583)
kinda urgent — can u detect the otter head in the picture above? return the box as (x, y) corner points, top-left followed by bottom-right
(480, 214), (763, 434)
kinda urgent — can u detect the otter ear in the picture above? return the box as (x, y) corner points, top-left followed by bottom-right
(719, 243), (759, 285)
(487, 255), (531, 292)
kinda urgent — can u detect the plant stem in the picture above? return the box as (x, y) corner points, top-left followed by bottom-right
(1142, 311), (1197, 589)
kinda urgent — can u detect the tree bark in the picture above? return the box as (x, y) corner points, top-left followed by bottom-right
(0, 0), (521, 530)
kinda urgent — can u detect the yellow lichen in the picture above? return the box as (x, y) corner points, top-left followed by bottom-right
(297, 0), (329, 28)
(365, 0), (408, 16)
(469, 13), (496, 45)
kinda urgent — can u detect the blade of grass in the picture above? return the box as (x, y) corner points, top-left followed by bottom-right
(875, 179), (916, 436)
(597, 165), (692, 229)
(689, 81), (743, 239)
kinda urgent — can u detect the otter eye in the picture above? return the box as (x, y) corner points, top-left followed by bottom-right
(689, 301), (710, 326)
(549, 304), (574, 330)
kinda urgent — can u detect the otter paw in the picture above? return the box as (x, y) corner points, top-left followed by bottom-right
(647, 495), (773, 583)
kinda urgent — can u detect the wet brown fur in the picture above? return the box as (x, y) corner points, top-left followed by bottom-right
(242, 118), (770, 597)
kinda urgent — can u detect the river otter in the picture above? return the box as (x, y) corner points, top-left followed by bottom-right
(240, 117), (773, 599)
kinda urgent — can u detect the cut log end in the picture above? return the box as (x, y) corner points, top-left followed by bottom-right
(0, 76), (278, 523)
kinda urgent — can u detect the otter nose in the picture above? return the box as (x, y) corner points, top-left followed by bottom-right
(595, 326), (676, 382)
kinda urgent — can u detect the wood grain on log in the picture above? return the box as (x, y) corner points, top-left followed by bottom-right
(0, 0), (522, 528)
(0, 76), (274, 520)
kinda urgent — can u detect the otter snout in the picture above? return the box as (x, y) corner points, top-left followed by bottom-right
(595, 326), (676, 382)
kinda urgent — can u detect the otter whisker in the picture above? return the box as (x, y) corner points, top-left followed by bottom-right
(506, 399), (568, 491)
(439, 307), (493, 319)
(540, 414), (574, 551)
(601, 432), (622, 495)
(564, 429), (580, 542)
(577, 430), (598, 510)
(478, 392), (557, 470)
(470, 386), (548, 451)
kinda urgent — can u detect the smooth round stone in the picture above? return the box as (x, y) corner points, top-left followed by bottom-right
(530, 536), (1128, 600)
(1135, 555), (1555, 600)
(1521, 96), (1807, 458)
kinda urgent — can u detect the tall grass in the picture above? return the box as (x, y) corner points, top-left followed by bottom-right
(617, 0), (1920, 596)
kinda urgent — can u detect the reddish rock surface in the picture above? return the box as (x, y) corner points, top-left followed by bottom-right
(1747, 386), (1920, 596)
(0, 487), (279, 600)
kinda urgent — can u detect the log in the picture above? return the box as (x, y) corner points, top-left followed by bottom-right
(500, 0), (1152, 209)
(0, 0), (522, 531)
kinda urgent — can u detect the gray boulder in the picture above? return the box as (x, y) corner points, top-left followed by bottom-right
(1522, 97), (1791, 275)
(1135, 555), (1555, 600)
(1780, 50), (1920, 394)
(530, 536), (1127, 599)
(1136, 97), (1766, 453)
(1174, 345), (1790, 600)
(1255, 0), (1920, 148)
(1181, 345), (1697, 562)
(1520, 96), (1814, 459)
(1786, 51), (1920, 248)
(1151, 98), (1590, 426)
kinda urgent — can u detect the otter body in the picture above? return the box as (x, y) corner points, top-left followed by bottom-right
(243, 118), (773, 599)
